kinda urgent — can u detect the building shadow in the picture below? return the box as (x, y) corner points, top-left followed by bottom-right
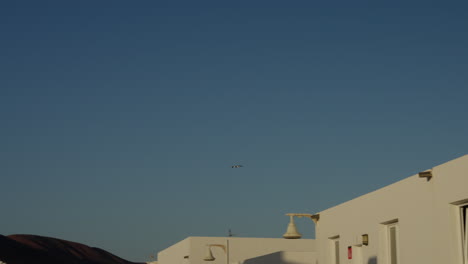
(367, 256), (377, 264)
(243, 251), (311, 264)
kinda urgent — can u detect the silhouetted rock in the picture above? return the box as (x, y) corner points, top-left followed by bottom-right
(0, 234), (143, 264)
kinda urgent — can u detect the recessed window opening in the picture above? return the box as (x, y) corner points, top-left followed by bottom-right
(329, 236), (340, 264)
(381, 219), (399, 264)
(388, 224), (399, 264)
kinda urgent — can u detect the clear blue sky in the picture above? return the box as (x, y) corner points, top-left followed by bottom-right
(1, 0), (467, 262)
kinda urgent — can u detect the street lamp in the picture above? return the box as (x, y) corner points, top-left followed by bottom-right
(283, 213), (320, 239)
(203, 243), (229, 263)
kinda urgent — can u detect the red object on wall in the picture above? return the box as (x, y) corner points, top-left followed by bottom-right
(348, 246), (352, 259)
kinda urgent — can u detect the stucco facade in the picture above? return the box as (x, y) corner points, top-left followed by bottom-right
(157, 155), (467, 264)
(158, 237), (316, 264)
(315, 154), (468, 264)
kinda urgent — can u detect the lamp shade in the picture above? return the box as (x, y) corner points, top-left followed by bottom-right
(283, 215), (302, 239)
(203, 247), (215, 261)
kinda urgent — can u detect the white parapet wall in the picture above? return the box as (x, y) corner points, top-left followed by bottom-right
(158, 237), (316, 264)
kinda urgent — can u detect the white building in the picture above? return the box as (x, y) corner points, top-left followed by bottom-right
(158, 154), (468, 264)
(314, 154), (468, 264)
(157, 237), (316, 264)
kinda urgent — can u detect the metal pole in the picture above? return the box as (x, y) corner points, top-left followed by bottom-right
(226, 239), (229, 264)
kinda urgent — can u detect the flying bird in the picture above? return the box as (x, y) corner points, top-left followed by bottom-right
(231, 165), (243, 168)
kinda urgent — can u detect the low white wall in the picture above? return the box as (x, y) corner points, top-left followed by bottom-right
(159, 237), (316, 264)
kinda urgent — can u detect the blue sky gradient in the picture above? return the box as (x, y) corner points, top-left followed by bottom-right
(1, 1), (467, 261)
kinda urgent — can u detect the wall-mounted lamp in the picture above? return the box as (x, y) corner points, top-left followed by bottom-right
(203, 244), (227, 262)
(204, 246), (215, 261)
(283, 214), (302, 239)
(362, 234), (369, 246)
(283, 213), (320, 239)
(418, 170), (432, 179)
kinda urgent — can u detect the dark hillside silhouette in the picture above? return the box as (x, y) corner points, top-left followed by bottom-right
(0, 234), (143, 264)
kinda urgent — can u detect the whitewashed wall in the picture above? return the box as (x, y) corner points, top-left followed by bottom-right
(315, 154), (468, 264)
(158, 237), (316, 264)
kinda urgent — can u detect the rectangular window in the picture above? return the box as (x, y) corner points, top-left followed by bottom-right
(335, 240), (340, 264)
(387, 223), (399, 264)
(329, 236), (340, 264)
